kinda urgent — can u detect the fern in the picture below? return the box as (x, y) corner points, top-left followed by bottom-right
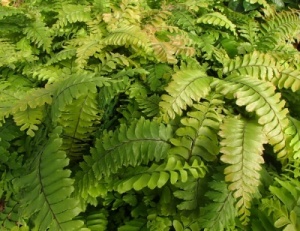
(16, 127), (83, 230)
(219, 117), (267, 224)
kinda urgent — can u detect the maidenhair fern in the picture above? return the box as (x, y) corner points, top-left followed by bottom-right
(1, 0), (300, 230)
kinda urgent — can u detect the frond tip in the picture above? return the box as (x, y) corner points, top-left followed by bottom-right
(219, 117), (267, 225)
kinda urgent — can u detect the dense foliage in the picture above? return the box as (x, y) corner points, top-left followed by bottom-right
(1, 0), (300, 230)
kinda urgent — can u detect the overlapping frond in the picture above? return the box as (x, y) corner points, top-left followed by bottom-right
(215, 75), (289, 159)
(17, 127), (83, 230)
(286, 117), (300, 159)
(169, 94), (222, 161)
(219, 117), (267, 224)
(160, 69), (212, 121)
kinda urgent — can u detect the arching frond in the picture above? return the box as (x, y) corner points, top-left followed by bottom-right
(160, 69), (212, 121)
(219, 117), (267, 224)
(215, 75), (289, 159)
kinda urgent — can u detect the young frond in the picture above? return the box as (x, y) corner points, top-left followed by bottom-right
(160, 69), (212, 121)
(17, 127), (83, 230)
(197, 12), (237, 36)
(215, 75), (290, 159)
(199, 175), (237, 230)
(169, 94), (223, 161)
(219, 117), (267, 224)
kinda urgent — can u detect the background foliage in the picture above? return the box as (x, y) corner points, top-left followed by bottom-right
(0, 0), (300, 230)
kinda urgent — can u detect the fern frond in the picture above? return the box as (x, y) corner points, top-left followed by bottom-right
(103, 26), (153, 54)
(215, 75), (290, 159)
(50, 73), (111, 120)
(17, 127), (83, 230)
(146, 63), (173, 91)
(94, 52), (132, 74)
(71, 34), (103, 67)
(13, 106), (44, 137)
(199, 175), (237, 230)
(223, 51), (280, 82)
(219, 117), (267, 224)
(54, 4), (91, 28)
(258, 11), (300, 50)
(0, 196), (22, 230)
(169, 93), (222, 161)
(118, 218), (147, 231)
(286, 117), (300, 159)
(136, 94), (160, 117)
(59, 92), (99, 159)
(197, 12), (237, 36)
(82, 209), (108, 231)
(160, 69), (212, 121)
(24, 20), (52, 53)
(47, 48), (76, 65)
(114, 157), (206, 193)
(91, 117), (173, 178)
(173, 178), (203, 211)
(261, 176), (300, 230)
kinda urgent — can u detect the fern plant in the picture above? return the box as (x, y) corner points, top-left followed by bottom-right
(1, 0), (300, 230)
